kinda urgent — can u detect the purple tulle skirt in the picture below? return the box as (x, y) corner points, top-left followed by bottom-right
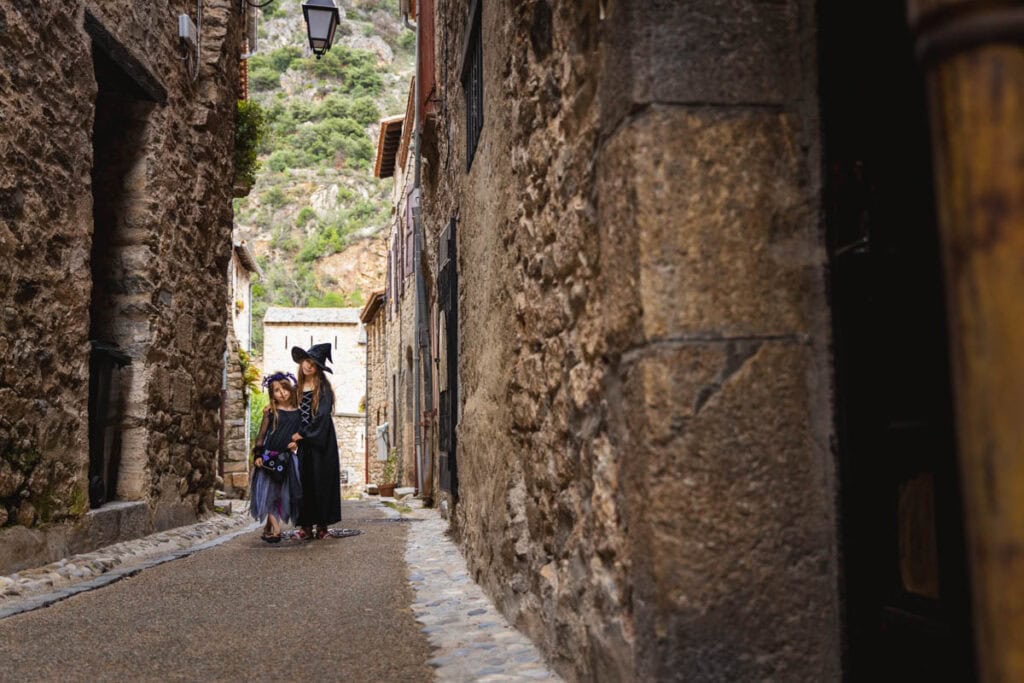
(249, 453), (302, 524)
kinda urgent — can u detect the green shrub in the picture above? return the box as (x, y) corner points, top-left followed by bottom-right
(248, 53), (273, 72)
(296, 206), (317, 226)
(249, 66), (280, 92)
(351, 199), (377, 221)
(267, 149), (315, 172)
(349, 96), (380, 126)
(276, 235), (300, 253)
(397, 30), (415, 51)
(260, 0), (285, 18)
(268, 46), (302, 73)
(309, 291), (348, 307)
(313, 93), (352, 121)
(235, 100), (267, 190)
(249, 389), (269, 449)
(238, 349), (262, 395)
(297, 46), (383, 96)
(262, 186), (287, 207)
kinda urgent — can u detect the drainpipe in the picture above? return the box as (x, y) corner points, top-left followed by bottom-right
(364, 322), (370, 485)
(246, 278), (253, 457)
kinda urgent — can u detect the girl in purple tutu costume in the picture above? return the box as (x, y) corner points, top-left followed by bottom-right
(249, 372), (303, 543)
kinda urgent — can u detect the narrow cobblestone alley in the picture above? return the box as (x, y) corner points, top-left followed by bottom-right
(0, 500), (558, 682)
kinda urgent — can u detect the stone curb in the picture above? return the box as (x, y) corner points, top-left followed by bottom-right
(399, 501), (563, 682)
(0, 509), (257, 620)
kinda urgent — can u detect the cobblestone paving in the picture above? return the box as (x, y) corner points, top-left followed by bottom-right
(398, 502), (563, 682)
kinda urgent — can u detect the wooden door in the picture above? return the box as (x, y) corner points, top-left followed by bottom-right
(820, 3), (976, 679)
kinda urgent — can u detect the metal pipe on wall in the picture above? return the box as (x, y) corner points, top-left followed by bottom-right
(403, 6), (425, 495)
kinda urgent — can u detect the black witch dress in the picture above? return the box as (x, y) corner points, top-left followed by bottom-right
(249, 408), (303, 524)
(296, 383), (342, 528)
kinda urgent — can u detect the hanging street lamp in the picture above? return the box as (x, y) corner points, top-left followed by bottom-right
(301, 0), (340, 59)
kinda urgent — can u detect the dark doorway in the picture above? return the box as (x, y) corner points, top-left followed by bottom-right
(88, 39), (153, 507)
(820, 3), (976, 680)
(437, 218), (458, 498)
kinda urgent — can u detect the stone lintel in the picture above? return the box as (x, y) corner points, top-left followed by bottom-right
(84, 10), (168, 105)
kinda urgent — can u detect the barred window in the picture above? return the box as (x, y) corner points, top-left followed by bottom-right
(460, 0), (483, 172)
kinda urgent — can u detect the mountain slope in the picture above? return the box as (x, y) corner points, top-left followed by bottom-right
(233, 0), (411, 355)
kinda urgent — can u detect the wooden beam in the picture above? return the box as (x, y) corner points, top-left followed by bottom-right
(909, 2), (1024, 680)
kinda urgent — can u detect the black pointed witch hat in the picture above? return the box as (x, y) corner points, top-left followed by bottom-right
(291, 342), (333, 374)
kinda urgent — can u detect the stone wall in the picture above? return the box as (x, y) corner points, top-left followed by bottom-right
(418, 1), (840, 680)
(390, 264), (418, 490)
(230, 255), (254, 353)
(261, 312), (365, 414)
(0, 0), (241, 571)
(333, 414), (365, 496)
(364, 306), (388, 485)
(222, 330), (250, 496)
(381, 156), (420, 491)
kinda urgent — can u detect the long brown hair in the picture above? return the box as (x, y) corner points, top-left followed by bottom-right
(268, 378), (297, 431)
(296, 362), (327, 414)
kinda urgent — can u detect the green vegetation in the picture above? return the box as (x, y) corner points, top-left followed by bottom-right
(382, 448), (398, 485)
(235, 100), (268, 191)
(235, 8), (414, 356)
(309, 289), (363, 307)
(382, 501), (413, 514)
(248, 389), (269, 451)
(296, 206), (317, 226)
(68, 484), (88, 517)
(397, 30), (415, 51)
(296, 46), (384, 96)
(238, 349), (262, 395)
(259, 0), (285, 19)
(260, 95), (378, 170)
(268, 46), (302, 72)
(249, 66), (280, 92)
(261, 186), (287, 207)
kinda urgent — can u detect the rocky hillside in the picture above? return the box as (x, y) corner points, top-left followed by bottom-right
(233, 0), (412, 355)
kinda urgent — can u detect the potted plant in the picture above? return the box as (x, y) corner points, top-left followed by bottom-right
(378, 448), (397, 497)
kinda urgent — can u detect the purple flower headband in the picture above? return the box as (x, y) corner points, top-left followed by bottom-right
(262, 371), (297, 389)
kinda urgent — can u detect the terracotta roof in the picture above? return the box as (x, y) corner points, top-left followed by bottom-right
(359, 290), (386, 323)
(398, 76), (415, 171)
(373, 115), (405, 179)
(263, 307), (361, 325)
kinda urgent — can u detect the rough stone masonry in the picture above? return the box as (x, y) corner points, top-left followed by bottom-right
(416, 1), (840, 680)
(0, 0), (242, 573)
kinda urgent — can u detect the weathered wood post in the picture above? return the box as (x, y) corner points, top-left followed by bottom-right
(908, 3), (1024, 679)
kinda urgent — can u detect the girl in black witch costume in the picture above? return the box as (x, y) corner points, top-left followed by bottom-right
(249, 372), (303, 543)
(289, 343), (342, 540)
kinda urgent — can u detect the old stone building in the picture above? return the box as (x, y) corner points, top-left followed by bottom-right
(262, 307), (367, 493)
(0, 1), (248, 572)
(375, 0), (1024, 680)
(220, 239), (261, 496)
(373, 97), (425, 494)
(359, 290), (388, 485)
